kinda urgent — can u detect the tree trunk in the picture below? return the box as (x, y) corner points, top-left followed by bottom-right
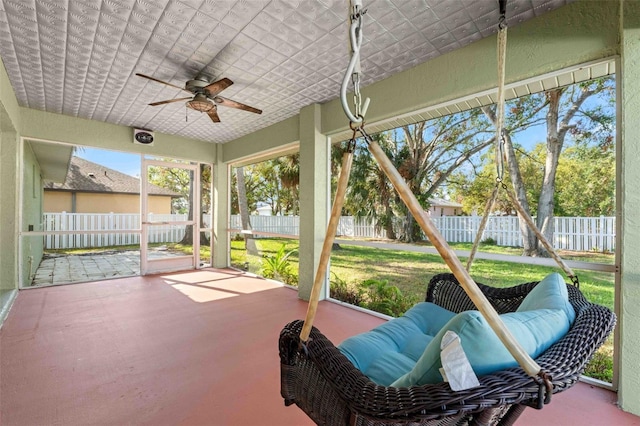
(481, 106), (537, 255)
(179, 170), (195, 246)
(236, 167), (258, 255)
(535, 86), (597, 256)
(536, 90), (563, 256)
(179, 167), (210, 246)
(503, 131), (539, 255)
(380, 177), (397, 240)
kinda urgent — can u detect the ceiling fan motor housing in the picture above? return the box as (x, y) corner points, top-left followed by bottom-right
(185, 78), (210, 94)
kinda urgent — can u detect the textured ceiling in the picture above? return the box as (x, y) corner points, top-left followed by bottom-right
(0, 0), (574, 144)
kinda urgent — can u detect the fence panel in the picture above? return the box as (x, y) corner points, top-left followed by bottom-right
(228, 215), (299, 236)
(553, 216), (615, 252)
(44, 213), (616, 252)
(43, 212), (189, 249)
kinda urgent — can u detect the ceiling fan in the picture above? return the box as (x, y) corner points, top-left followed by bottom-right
(135, 73), (262, 123)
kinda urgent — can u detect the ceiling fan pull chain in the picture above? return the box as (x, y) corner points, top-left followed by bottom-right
(340, 0), (371, 126)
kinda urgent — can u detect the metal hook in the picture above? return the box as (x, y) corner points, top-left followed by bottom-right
(340, 2), (370, 125)
(499, 0), (508, 29)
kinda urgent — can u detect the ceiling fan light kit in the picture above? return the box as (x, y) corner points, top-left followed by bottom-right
(187, 94), (215, 112)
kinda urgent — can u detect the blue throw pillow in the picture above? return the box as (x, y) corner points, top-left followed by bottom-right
(391, 273), (576, 387)
(391, 307), (572, 387)
(517, 272), (576, 323)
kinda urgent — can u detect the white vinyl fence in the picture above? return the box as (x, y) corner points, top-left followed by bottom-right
(431, 215), (616, 252)
(43, 212), (190, 249)
(43, 212), (615, 252)
(230, 214), (616, 252)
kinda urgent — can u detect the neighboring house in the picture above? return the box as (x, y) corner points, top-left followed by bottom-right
(426, 198), (462, 217)
(255, 204), (272, 216)
(44, 156), (179, 214)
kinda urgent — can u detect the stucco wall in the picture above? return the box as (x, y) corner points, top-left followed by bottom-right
(21, 108), (216, 164)
(43, 191), (72, 212)
(619, 0), (640, 415)
(45, 192), (172, 214)
(427, 206), (460, 217)
(21, 142), (44, 287)
(75, 193), (170, 214)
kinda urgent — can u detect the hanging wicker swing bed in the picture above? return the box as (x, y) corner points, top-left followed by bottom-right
(280, 275), (614, 425)
(278, 2), (616, 425)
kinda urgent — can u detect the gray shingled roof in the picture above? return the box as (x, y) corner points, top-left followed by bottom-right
(428, 198), (463, 208)
(44, 156), (180, 197)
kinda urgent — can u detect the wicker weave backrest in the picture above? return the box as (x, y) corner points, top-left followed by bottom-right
(426, 273), (571, 314)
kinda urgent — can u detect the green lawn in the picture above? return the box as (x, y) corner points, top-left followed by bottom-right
(231, 238), (614, 310)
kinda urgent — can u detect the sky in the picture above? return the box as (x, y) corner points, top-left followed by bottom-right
(76, 147), (141, 177)
(76, 124), (548, 178)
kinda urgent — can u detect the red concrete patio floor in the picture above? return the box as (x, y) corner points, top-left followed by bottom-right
(1, 269), (638, 425)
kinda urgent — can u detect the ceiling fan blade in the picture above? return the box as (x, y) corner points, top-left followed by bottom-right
(136, 73), (188, 92)
(203, 78), (233, 97)
(208, 107), (221, 123)
(149, 97), (192, 106)
(213, 96), (262, 114)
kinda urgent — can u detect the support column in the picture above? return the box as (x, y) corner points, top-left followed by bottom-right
(298, 104), (329, 300)
(212, 143), (229, 268)
(0, 125), (19, 321)
(619, 0), (640, 416)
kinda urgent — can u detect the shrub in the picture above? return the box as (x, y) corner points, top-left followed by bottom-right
(330, 273), (365, 306)
(329, 275), (418, 317)
(261, 244), (298, 286)
(361, 279), (419, 317)
(480, 237), (497, 245)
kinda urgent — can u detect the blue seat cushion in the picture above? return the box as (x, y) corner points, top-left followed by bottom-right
(340, 273), (576, 387)
(338, 302), (456, 386)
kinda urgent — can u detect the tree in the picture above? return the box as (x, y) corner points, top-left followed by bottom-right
(554, 143), (615, 216)
(482, 104), (541, 254)
(278, 153), (300, 215)
(343, 133), (399, 239)
(147, 162), (211, 246)
(257, 154), (300, 216)
(345, 109), (496, 242)
(483, 77), (614, 256)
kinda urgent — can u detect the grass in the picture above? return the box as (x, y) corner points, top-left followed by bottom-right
(230, 238), (614, 310)
(230, 237), (300, 276)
